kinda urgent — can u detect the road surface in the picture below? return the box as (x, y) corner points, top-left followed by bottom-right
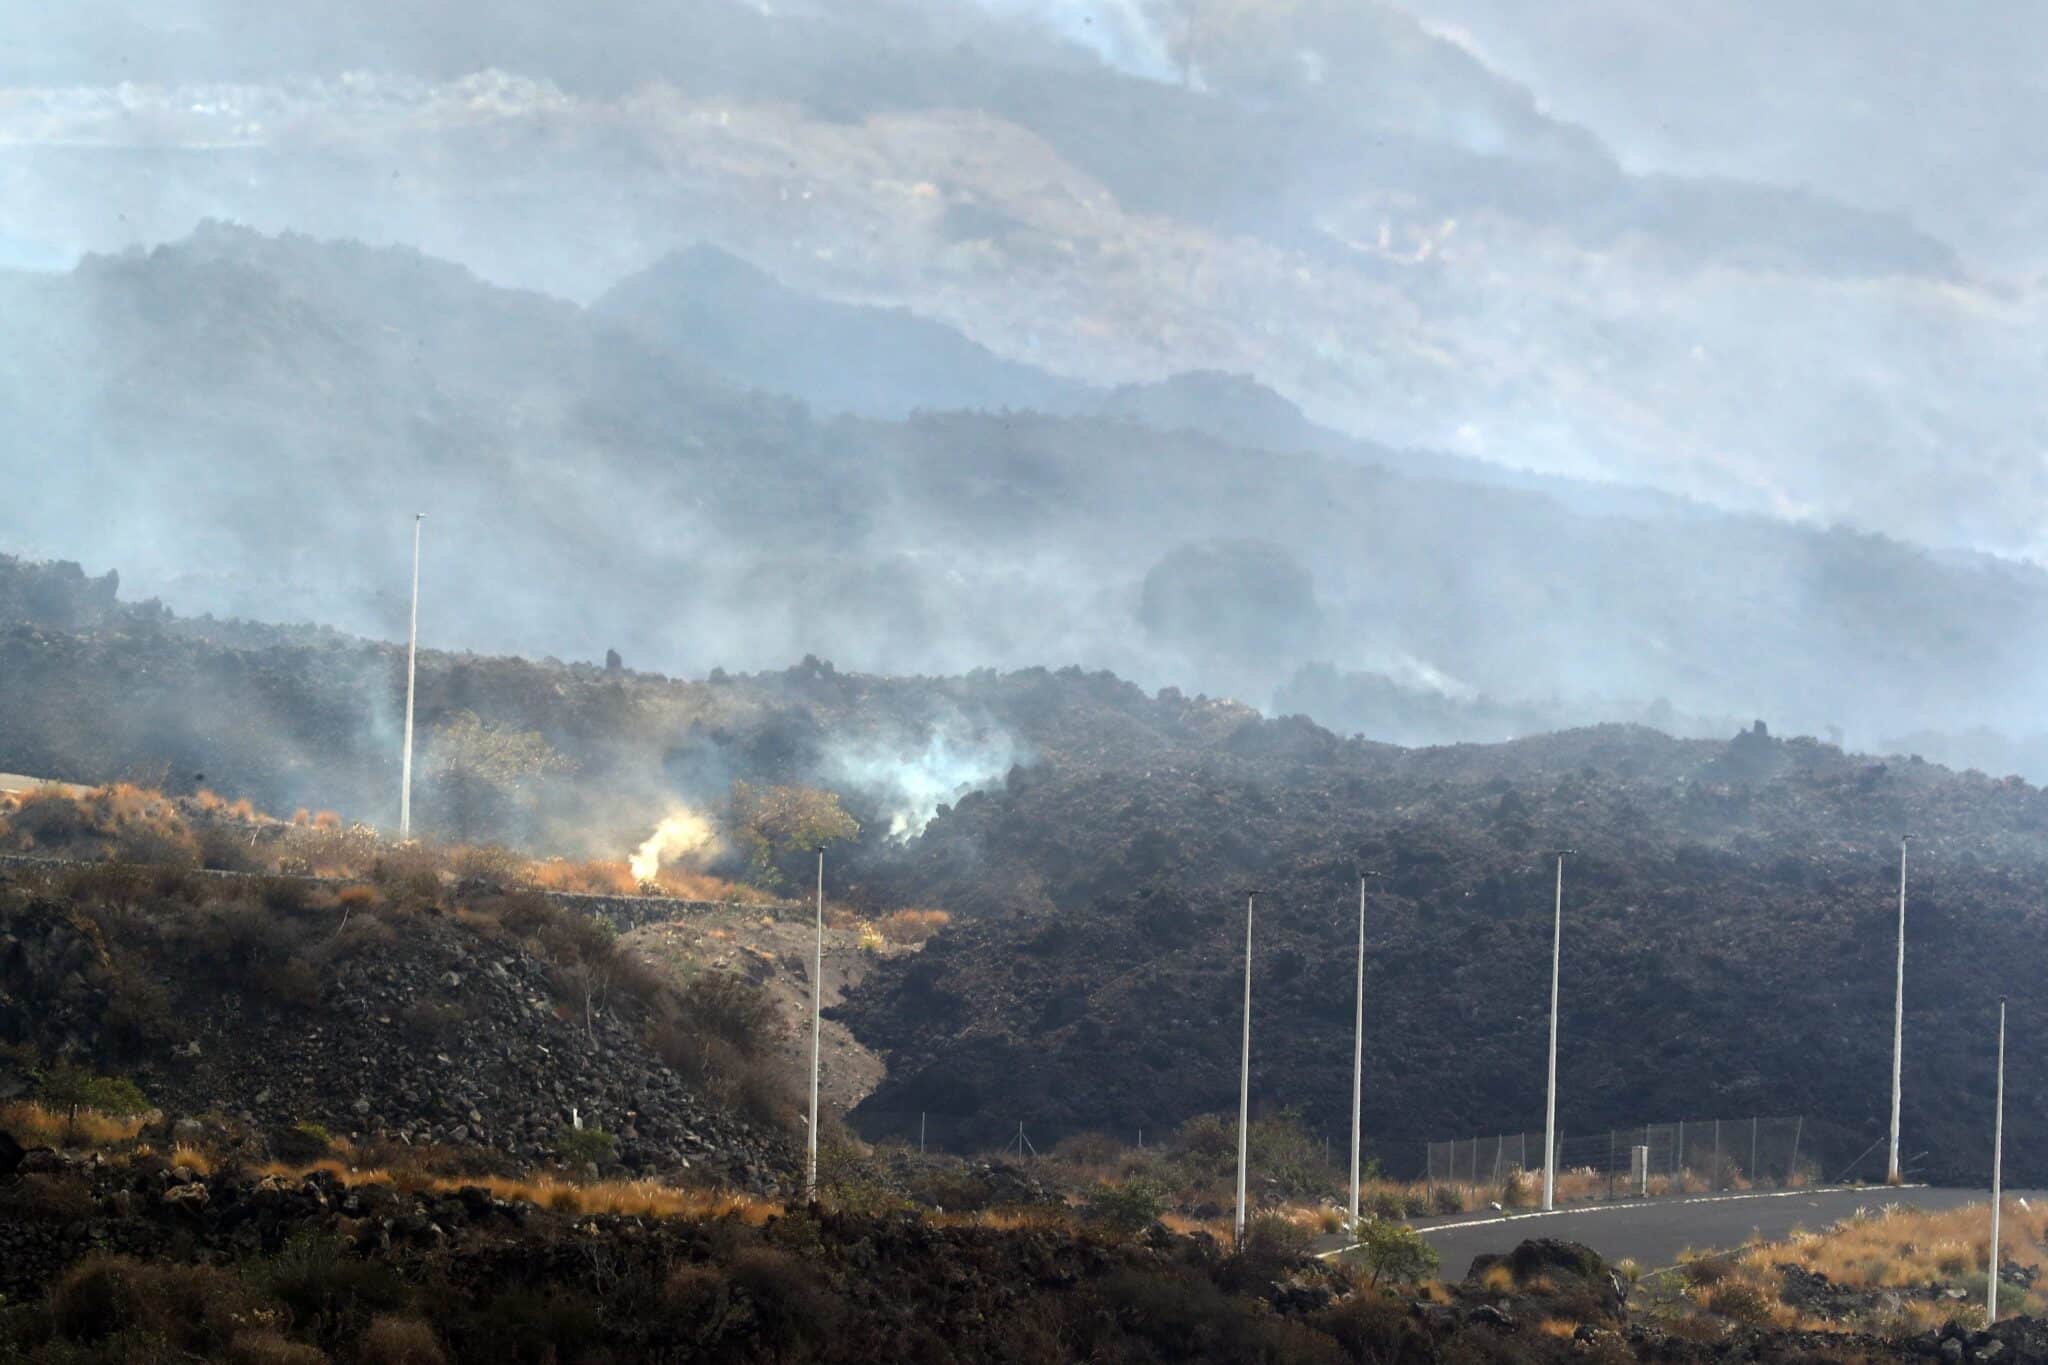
(1320, 1186), (2014, 1273)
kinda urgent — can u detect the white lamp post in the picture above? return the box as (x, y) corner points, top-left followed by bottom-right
(398, 513), (424, 840)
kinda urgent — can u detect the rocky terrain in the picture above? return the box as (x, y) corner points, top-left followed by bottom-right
(4, 1140), (2012, 1364)
(839, 719), (2048, 1185)
(8, 552), (2048, 1190)
(0, 862), (793, 1188)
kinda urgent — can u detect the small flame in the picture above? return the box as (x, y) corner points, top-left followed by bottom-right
(630, 809), (720, 883)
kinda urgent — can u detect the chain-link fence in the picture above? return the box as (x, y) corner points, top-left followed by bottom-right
(853, 1110), (1187, 1158)
(1424, 1117), (1812, 1201)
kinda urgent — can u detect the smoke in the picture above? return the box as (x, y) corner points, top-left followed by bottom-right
(961, 1), (1178, 82)
(824, 723), (1027, 841)
(629, 808), (722, 882)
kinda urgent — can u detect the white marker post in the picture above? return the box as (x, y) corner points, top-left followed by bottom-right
(1543, 851), (1573, 1213)
(1989, 997), (2007, 1323)
(1889, 836), (1909, 1184)
(398, 513), (424, 840)
(806, 848), (824, 1200)
(1235, 890), (1257, 1248)
(1349, 873), (1378, 1233)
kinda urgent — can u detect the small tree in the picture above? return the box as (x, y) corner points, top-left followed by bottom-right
(37, 1063), (151, 1122)
(726, 781), (859, 890)
(423, 710), (570, 842)
(1087, 1177), (1171, 1237)
(1354, 1218), (1439, 1288)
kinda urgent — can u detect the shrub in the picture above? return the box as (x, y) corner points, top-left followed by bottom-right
(228, 1330), (329, 1364)
(359, 1315), (447, 1365)
(263, 956), (325, 1010)
(104, 968), (174, 1051)
(51, 1255), (273, 1353)
(726, 781), (859, 890)
(876, 908), (951, 945)
(0, 1173), (95, 1222)
(556, 1125), (616, 1169)
(1430, 1185), (1465, 1214)
(273, 1122), (333, 1164)
(1353, 1219), (1441, 1288)
(1087, 1176), (1171, 1237)
(727, 1247), (842, 1353)
(1706, 1281), (1773, 1326)
(399, 1001), (465, 1039)
(37, 1063), (152, 1118)
(662, 1263), (736, 1341)
(255, 1231), (407, 1339)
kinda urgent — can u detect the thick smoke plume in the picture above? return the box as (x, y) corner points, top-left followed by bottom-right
(629, 809), (722, 883)
(825, 725), (1026, 842)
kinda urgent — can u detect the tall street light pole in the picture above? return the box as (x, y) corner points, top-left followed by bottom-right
(1543, 851), (1575, 1213)
(807, 847), (825, 1200)
(1989, 996), (2007, 1323)
(1235, 889), (1258, 1248)
(1349, 872), (1380, 1234)
(398, 513), (424, 841)
(1889, 835), (1909, 1184)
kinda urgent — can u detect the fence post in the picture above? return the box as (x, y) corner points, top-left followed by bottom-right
(1676, 1121), (1685, 1184)
(1713, 1120), (1722, 1191)
(1788, 1117), (1802, 1186)
(1607, 1130), (1615, 1201)
(1494, 1134), (1504, 1184)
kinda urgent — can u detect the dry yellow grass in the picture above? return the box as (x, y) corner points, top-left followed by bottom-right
(248, 1159), (780, 1225)
(931, 1206), (1075, 1232)
(0, 1101), (153, 1147)
(1751, 1200), (2046, 1292)
(169, 1144), (213, 1174)
(1534, 1317), (1579, 1338)
(1654, 1200), (2040, 1338)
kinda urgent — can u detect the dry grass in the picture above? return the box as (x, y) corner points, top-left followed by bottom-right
(1652, 1200), (2043, 1338)
(525, 858), (641, 896)
(169, 1144), (214, 1174)
(1, 1100), (154, 1147)
(876, 908), (951, 945)
(247, 1158), (781, 1225)
(1534, 1317), (1579, 1338)
(931, 1206), (1076, 1232)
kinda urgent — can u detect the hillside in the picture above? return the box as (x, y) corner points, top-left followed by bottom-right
(3, 555), (2045, 1189)
(5, 2), (2038, 565)
(8, 228), (2048, 767)
(837, 720), (2048, 1186)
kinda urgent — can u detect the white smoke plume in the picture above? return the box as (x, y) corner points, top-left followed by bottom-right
(629, 808), (722, 882)
(825, 723), (1026, 841)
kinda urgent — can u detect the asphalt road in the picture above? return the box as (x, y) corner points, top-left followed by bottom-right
(1320, 1186), (2013, 1273)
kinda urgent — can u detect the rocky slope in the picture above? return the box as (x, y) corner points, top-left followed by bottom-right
(0, 864), (793, 1188)
(838, 721), (2048, 1185)
(13, 215), (2048, 761)
(2, 1146), (1996, 1363)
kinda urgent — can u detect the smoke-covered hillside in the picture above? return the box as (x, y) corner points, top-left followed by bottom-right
(840, 719), (2048, 1186)
(9, 228), (2048, 766)
(4, 0), (2045, 564)
(7, 555), (2044, 1189)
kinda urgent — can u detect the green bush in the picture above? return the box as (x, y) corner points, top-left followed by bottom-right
(37, 1063), (151, 1117)
(1087, 1176), (1171, 1236)
(1352, 1218), (1440, 1287)
(555, 1125), (615, 1168)
(272, 1122), (332, 1164)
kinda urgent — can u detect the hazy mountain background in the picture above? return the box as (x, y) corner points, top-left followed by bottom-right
(8, 0), (2048, 770)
